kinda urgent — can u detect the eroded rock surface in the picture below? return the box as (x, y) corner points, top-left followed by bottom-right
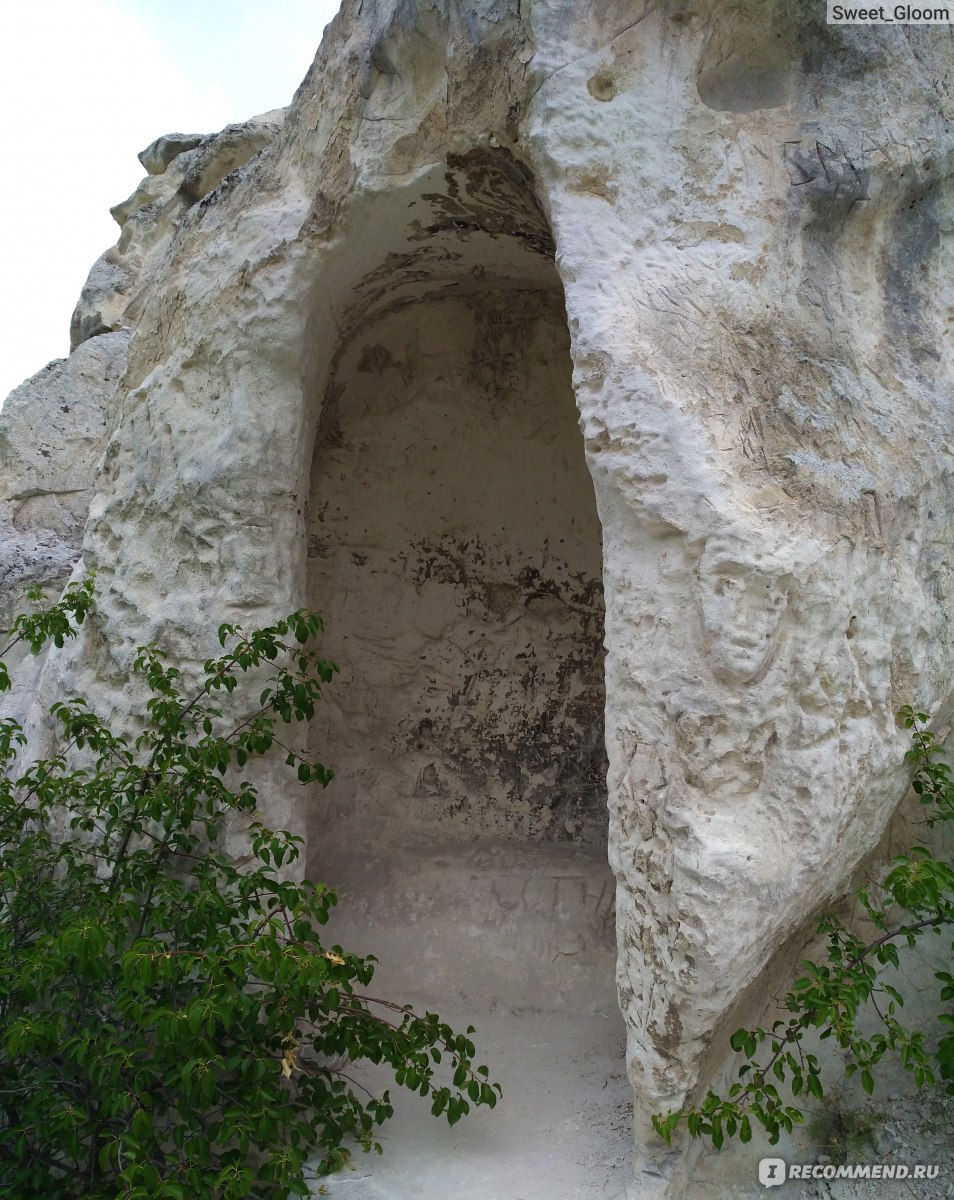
(70, 111), (286, 350)
(0, 330), (127, 721)
(0, 331), (128, 615)
(2, 2), (952, 1195)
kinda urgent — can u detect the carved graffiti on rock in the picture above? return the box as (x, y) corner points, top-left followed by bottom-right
(697, 533), (792, 686)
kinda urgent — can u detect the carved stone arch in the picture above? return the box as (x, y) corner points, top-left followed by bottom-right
(299, 148), (631, 1191)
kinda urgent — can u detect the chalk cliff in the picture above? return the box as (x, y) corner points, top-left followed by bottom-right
(2, 2), (951, 1195)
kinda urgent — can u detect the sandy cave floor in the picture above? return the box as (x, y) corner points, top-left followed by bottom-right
(306, 1007), (633, 1200)
(304, 1043), (954, 1200)
(294, 839), (954, 1198)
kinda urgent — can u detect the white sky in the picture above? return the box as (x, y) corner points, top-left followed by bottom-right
(0, 0), (342, 403)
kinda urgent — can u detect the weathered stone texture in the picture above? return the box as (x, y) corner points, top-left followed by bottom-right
(2, 2), (952, 1195)
(70, 112), (286, 351)
(0, 331), (128, 614)
(308, 288), (606, 851)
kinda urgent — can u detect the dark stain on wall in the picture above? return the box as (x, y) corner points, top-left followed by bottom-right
(395, 535), (607, 846)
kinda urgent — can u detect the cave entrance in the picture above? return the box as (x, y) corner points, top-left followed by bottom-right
(305, 151), (628, 1195)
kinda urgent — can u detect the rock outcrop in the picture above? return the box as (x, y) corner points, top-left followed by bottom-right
(69, 111), (286, 350)
(0, 333), (127, 599)
(0, 332), (128, 717)
(2, 2), (952, 1195)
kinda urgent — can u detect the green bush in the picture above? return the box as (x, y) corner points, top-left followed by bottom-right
(0, 581), (498, 1198)
(653, 705), (954, 1151)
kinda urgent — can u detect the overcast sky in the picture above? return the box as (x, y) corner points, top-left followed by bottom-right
(0, 0), (342, 403)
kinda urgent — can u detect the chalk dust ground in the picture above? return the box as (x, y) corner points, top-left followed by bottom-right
(308, 1008), (632, 1200)
(303, 839), (631, 1200)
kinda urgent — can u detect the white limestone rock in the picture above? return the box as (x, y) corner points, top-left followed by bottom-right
(137, 132), (204, 176)
(2, 2), (952, 1196)
(70, 111), (286, 350)
(0, 331), (128, 611)
(0, 330), (127, 723)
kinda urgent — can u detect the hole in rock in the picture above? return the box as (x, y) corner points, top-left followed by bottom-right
(304, 153), (629, 1197)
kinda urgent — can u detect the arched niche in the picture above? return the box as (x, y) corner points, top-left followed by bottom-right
(303, 149), (629, 1194)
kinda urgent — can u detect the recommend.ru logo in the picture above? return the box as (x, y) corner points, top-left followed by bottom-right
(759, 1158), (941, 1186)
